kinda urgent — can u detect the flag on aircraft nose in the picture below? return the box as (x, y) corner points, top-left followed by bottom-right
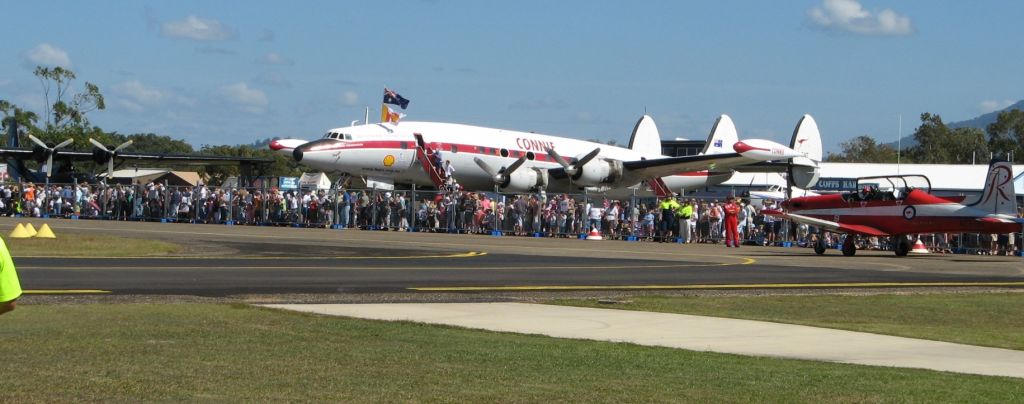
(383, 88), (410, 109)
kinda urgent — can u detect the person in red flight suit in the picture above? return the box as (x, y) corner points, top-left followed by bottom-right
(723, 195), (741, 248)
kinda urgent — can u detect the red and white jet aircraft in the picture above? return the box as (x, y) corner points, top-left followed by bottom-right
(270, 114), (821, 196)
(767, 159), (1022, 256)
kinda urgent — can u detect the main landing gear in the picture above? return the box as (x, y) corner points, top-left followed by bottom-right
(813, 237), (827, 255)
(841, 235), (857, 256)
(812, 234), (857, 256)
(893, 235), (912, 257)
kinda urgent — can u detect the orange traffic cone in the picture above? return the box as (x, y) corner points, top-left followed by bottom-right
(585, 226), (603, 241)
(910, 238), (929, 254)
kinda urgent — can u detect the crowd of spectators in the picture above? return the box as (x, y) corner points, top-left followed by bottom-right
(1, 181), (1021, 255)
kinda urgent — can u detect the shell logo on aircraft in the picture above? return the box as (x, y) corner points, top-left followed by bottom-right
(383, 154), (395, 167)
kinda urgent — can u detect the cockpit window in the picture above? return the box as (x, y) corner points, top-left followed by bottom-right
(344, 134), (353, 140)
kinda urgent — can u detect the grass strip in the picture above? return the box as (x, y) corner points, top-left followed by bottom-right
(0, 303), (1022, 402)
(552, 292), (1024, 350)
(7, 233), (181, 257)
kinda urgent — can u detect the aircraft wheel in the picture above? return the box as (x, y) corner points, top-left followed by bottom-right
(894, 236), (910, 257)
(813, 237), (827, 255)
(842, 236), (857, 256)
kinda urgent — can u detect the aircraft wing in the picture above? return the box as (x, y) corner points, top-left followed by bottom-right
(0, 148), (271, 166)
(619, 153), (758, 180)
(977, 216), (1024, 225)
(762, 209), (889, 237)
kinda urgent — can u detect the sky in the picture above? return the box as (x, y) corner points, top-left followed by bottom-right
(2, 1), (1022, 152)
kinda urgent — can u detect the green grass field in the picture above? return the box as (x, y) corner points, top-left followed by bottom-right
(1, 302), (1022, 402)
(5, 232), (181, 257)
(552, 292), (1024, 350)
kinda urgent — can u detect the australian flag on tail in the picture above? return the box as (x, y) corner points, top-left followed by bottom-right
(383, 88), (410, 109)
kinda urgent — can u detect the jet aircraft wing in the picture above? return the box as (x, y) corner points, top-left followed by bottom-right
(762, 209), (889, 237)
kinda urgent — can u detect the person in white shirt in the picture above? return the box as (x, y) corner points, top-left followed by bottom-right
(588, 203), (603, 233)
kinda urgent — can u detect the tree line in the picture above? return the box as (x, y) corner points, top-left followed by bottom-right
(0, 66), (307, 182)
(826, 110), (1024, 164)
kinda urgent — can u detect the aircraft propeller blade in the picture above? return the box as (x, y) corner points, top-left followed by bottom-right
(45, 154), (54, 179)
(113, 140), (133, 153)
(545, 148), (575, 175)
(504, 156), (527, 175)
(575, 147), (602, 168)
(27, 134), (48, 149)
(108, 158), (115, 180)
(475, 156), (529, 187)
(473, 157), (503, 184)
(546, 147), (600, 177)
(89, 138), (110, 152)
(54, 138), (74, 150)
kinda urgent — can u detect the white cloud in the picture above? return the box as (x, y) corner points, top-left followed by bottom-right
(23, 43), (72, 68)
(117, 100), (145, 113)
(808, 0), (912, 36)
(112, 80), (196, 111)
(218, 82), (268, 113)
(257, 52), (293, 65)
(979, 100), (1015, 114)
(161, 16), (237, 41)
(340, 91), (359, 107)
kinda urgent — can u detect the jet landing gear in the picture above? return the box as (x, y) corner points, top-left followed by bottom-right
(842, 235), (857, 256)
(813, 237), (828, 255)
(893, 235), (912, 257)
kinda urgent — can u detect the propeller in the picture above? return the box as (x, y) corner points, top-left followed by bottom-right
(545, 147), (600, 177)
(89, 138), (134, 180)
(474, 156), (527, 188)
(28, 134), (74, 179)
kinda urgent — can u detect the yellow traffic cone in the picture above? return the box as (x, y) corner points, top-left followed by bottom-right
(35, 223), (56, 239)
(24, 223), (37, 237)
(8, 223), (31, 239)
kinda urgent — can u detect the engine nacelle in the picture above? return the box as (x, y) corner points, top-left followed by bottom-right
(502, 168), (548, 192)
(92, 147), (114, 165)
(788, 163), (820, 189)
(573, 159), (623, 186)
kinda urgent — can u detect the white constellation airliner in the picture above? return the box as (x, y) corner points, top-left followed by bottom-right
(269, 114), (822, 195)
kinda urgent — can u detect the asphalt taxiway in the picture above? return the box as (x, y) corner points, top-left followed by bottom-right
(9, 217), (1024, 297)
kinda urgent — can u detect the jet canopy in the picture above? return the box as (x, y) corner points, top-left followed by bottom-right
(850, 174), (931, 201)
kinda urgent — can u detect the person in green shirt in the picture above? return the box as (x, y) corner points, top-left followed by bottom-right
(658, 196), (680, 242)
(676, 200), (694, 243)
(0, 236), (21, 316)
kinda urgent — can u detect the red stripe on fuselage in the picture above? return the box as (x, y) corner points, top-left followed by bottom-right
(800, 214), (1019, 235)
(302, 140), (712, 178)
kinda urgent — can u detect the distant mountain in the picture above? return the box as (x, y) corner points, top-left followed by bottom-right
(885, 99), (1024, 149)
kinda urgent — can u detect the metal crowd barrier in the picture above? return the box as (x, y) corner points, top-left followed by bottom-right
(4, 181), (1022, 256)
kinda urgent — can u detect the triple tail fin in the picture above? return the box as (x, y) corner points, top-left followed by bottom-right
(783, 115), (823, 189)
(701, 114), (738, 155)
(628, 115), (662, 157)
(789, 114), (823, 163)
